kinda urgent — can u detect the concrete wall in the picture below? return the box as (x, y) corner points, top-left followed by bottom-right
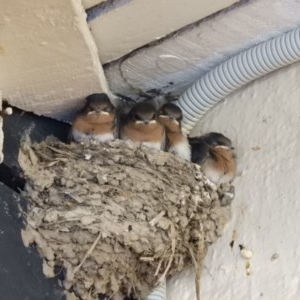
(105, 0), (300, 100)
(88, 0), (238, 63)
(167, 61), (300, 300)
(82, 0), (105, 9)
(0, 0), (108, 121)
(0, 0), (238, 120)
(2, 0), (299, 122)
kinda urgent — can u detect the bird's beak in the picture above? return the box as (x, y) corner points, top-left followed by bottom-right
(159, 115), (168, 119)
(136, 119), (156, 124)
(88, 110), (110, 115)
(100, 111), (110, 116)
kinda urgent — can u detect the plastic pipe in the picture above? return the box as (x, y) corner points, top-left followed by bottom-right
(147, 279), (166, 300)
(177, 27), (300, 134)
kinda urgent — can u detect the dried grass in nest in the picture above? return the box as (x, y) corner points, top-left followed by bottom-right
(19, 138), (234, 300)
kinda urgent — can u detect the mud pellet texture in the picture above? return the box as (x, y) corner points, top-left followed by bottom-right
(19, 138), (234, 300)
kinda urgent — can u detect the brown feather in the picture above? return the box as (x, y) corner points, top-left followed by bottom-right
(209, 146), (236, 175)
(72, 113), (115, 135)
(158, 116), (184, 148)
(121, 121), (165, 143)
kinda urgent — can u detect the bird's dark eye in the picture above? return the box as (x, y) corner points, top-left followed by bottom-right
(134, 114), (142, 121)
(103, 106), (110, 112)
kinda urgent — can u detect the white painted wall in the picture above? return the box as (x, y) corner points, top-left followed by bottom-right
(89, 0), (238, 63)
(105, 0), (300, 99)
(82, 0), (106, 9)
(0, 0), (238, 120)
(167, 61), (300, 300)
(0, 0), (108, 120)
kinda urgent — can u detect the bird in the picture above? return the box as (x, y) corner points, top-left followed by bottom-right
(189, 132), (232, 164)
(189, 132), (236, 184)
(120, 102), (165, 150)
(70, 93), (117, 143)
(158, 103), (191, 161)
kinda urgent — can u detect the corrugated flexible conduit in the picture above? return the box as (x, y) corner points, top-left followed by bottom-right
(177, 27), (300, 134)
(147, 279), (166, 300)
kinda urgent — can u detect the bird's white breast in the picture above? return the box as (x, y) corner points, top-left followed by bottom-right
(121, 132), (164, 151)
(168, 139), (191, 161)
(201, 158), (235, 184)
(141, 141), (162, 150)
(71, 129), (114, 143)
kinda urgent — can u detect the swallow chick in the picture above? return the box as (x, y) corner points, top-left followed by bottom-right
(189, 132), (232, 164)
(158, 103), (191, 161)
(189, 132), (236, 184)
(120, 102), (165, 150)
(70, 93), (117, 143)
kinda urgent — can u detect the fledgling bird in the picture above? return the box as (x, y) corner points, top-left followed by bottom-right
(189, 132), (232, 163)
(158, 103), (191, 161)
(70, 93), (117, 143)
(120, 102), (165, 150)
(189, 132), (236, 184)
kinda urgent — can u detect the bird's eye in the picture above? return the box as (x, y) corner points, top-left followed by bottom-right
(134, 114), (142, 121)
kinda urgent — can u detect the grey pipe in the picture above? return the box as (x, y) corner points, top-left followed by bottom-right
(147, 279), (166, 300)
(177, 27), (300, 134)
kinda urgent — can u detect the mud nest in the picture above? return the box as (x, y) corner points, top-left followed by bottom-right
(19, 138), (234, 300)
